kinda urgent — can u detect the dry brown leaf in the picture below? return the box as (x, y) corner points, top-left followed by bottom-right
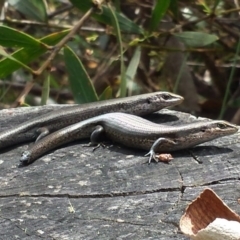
(180, 188), (240, 239)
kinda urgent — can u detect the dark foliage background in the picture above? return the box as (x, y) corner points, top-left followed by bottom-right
(0, 0), (240, 123)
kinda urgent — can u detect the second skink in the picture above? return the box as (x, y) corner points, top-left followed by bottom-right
(20, 112), (238, 165)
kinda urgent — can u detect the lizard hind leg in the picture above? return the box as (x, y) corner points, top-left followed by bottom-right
(145, 138), (176, 164)
(35, 127), (50, 142)
(90, 125), (105, 144)
(83, 125), (105, 151)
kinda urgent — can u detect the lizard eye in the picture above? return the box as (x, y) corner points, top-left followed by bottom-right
(161, 93), (171, 100)
(147, 98), (152, 104)
(200, 127), (207, 132)
(217, 123), (226, 129)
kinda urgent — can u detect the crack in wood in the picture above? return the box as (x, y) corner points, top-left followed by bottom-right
(0, 188), (182, 199)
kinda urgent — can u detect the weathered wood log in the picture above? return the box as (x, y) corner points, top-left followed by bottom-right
(0, 106), (239, 239)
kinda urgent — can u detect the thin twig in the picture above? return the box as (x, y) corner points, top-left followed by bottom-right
(0, 18), (107, 33)
(12, 81), (35, 107)
(15, 7), (94, 106)
(33, 7), (94, 76)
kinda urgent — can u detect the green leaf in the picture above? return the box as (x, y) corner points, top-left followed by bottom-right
(0, 30), (69, 78)
(108, 2), (126, 97)
(174, 32), (219, 47)
(0, 47), (32, 72)
(99, 86), (112, 101)
(8, 0), (48, 22)
(149, 0), (170, 32)
(0, 26), (46, 48)
(70, 0), (143, 34)
(229, 97), (240, 108)
(169, 0), (179, 21)
(219, 36), (240, 119)
(41, 73), (50, 105)
(64, 46), (98, 103)
(126, 46), (141, 92)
